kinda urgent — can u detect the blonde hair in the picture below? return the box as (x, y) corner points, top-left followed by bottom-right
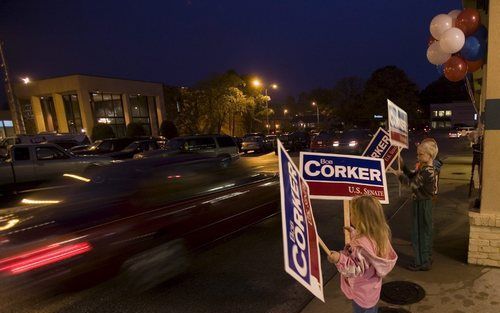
(350, 195), (392, 258)
(418, 140), (438, 160)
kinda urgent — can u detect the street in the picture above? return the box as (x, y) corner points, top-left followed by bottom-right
(0, 131), (474, 313)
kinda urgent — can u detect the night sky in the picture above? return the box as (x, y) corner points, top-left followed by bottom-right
(0, 0), (462, 109)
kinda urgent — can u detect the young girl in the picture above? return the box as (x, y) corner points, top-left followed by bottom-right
(327, 196), (398, 313)
(399, 140), (438, 271)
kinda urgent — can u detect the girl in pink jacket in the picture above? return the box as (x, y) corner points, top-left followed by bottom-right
(328, 196), (398, 313)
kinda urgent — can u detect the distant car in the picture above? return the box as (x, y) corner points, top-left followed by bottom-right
(241, 133), (267, 154)
(106, 139), (161, 160)
(278, 131), (310, 153)
(264, 135), (277, 151)
(71, 138), (136, 155)
(331, 129), (372, 155)
(448, 127), (463, 139)
(136, 134), (239, 160)
(310, 131), (340, 152)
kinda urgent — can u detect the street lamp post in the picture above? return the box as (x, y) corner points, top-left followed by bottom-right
(312, 101), (319, 127)
(252, 79), (278, 134)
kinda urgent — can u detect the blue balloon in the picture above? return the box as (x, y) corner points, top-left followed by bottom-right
(436, 64), (444, 76)
(461, 36), (486, 61)
(472, 25), (488, 41)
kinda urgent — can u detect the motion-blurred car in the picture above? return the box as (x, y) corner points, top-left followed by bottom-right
(106, 139), (160, 160)
(448, 127), (462, 138)
(241, 133), (267, 154)
(331, 129), (372, 155)
(136, 134), (239, 160)
(0, 156), (279, 292)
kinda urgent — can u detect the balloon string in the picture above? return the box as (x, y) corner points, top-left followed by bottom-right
(464, 75), (478, 113)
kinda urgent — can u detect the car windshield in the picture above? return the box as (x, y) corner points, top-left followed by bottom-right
(166, 139), (185, 150)
(244, 136), (262, 142)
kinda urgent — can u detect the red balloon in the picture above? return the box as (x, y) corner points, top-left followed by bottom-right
(428, 35), (437, 47)
(466, 59), (484, 73)
(444, 56), (468, 82)
(455, 8), (481, 36)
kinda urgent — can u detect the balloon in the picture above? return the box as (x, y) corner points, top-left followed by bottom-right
(428, 35), (437, 47)
(436, 64), (445, 76)
(461, 36), (486, 60)
(448, 9), (461, 26)
(430, 14), (453, 40)
(466, 59), (484, 73)
(456, 8), (481, 36)
(427, 41), (451, 65)
(444, 56), (468, 82)
(472, 24), (488, 41)
(439, 27), (465, 53)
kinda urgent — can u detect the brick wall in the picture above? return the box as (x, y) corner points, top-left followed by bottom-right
(468, 212), (500, 267)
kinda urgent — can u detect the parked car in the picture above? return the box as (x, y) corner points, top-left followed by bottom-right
(71, 138), (136, 155)
(264, 135), (277, 151)
(310, 131), (340, 152)
(106, 139), (161, 160)
(136, 134), (239, 160)
(276, 131), (310, 153)
(0, 156), (279, 292)
(448, 127), (462, 139)
(331, 129), (372, 155)
(241, 133), (267, 154)
(1, 133), (91, 156)
(0, 143), (111, 194)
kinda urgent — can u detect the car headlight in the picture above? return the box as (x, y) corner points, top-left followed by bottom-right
(349, 141), (358, 147)
(333, 141), (339, 147)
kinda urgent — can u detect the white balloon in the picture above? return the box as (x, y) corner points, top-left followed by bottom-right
(427, 42), (451, 65)
(448, 9), (461, 26)
(430, 14), (453, 40)
(439, 27), (465, 54)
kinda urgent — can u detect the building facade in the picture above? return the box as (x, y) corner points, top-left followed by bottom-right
(13, 74), (166, 138)
(430, 102), (477, 129)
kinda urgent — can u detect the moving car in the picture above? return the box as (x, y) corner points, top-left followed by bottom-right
(331, 129), (372, 155)
(0, 156), (279, 292)
(136, 134), (239, 160)
(105, 139), (160, 160)
(276, 131), (310, 153)
(70, 138), (136, 155)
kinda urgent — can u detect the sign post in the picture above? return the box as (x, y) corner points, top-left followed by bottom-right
(278, 140), (324, 302)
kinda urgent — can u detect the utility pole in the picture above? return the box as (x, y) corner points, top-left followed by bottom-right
(0, 41), (25, 134)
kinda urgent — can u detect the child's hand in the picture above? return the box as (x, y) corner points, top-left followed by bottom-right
(327, 250), (340, 264)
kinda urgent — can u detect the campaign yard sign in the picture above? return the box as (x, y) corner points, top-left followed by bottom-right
(277, 140), (324, 302)
(362, 127), (399, 169)
(299, 152), (389, 204)
(387, 99), (409, 149)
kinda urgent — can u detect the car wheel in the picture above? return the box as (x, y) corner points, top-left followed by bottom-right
(120, 239), (190, 293)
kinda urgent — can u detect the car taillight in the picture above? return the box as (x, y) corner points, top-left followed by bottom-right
(0, 241), (92, 275)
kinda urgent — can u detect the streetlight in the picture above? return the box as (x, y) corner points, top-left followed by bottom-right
(312, 101), (319, 126)
(21, 77), (31, 84)
(252, 78), (278, 134)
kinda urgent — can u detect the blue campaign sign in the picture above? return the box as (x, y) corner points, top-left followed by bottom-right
(299, 152), (389, 204)
(278, 140), (324, 302)
(363, 127), (398, 169)
(387, 99), (408, 149)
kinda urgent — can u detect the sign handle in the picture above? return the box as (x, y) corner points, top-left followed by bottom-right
(318, 237), (330, 255)
(343, 200), (351, 244)
(397, 147), (402, 197)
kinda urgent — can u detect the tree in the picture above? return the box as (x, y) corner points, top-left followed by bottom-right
(159, 120), (179, 139)
(91, 124), (115, 141)
(126, 122), (146, 137)
(332, 76), (365, 126)
(362, 66), (420, 124)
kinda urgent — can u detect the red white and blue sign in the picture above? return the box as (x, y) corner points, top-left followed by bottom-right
(362, 127), (399, 169)
(299, 152), (389, 204)
(387, 99), (409, 149)
(278, 140), (324, 302)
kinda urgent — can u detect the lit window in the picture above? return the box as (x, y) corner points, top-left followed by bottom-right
(433, 111), (438, 117)
(445, 110), (452, 117)
(438, 111), (445, 117)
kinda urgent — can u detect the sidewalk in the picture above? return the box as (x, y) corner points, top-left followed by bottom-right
(301, 157), (500, 313)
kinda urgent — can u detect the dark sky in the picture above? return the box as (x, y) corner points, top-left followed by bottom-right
(0, 0), (462, 109)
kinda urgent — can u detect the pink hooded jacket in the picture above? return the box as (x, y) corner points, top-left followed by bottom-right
(335, 228), (398, 308)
